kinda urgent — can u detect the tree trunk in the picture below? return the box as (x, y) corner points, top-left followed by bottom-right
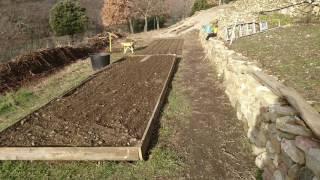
(156, 16), (160, 30)
(70, 34), (74, 46)
(144, 16), (148, 32)
(128, 18), (134, 34)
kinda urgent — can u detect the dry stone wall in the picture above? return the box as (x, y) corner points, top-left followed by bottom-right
(199, 31), (320, 180)
(233, 0), (320, 15)
(216, 0), (320, 40)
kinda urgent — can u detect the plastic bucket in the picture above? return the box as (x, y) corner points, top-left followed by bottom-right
(89, 53), (110, 71)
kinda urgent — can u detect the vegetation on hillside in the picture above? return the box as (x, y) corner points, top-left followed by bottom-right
(49, 0), (89, 40)
(0, 0), (103, 63)
(191, 0), (212, 15)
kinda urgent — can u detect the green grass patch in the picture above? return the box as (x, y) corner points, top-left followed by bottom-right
(0, 89), (38, 116)
(231, 24), (320, 102)
(0, 161), (117, 179)
(163, 87), (191, 120)
(0, 60), (94, 131)
(256, 169), (263, 180)
(112, 148), (183, 179)
(0, 147), (183, 179)
(259, 13), (294, 28)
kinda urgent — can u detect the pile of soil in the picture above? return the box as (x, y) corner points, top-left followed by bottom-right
(87, 31), (123, 50)
(0, 55), (175, 147)
(0, 32), (118, 95)
(0, 47), (93, 94)
(138, 39), (184, 55)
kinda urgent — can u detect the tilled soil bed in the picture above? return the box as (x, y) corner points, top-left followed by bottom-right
(137, 39), (184, 56)
(0, 55), (175, 147)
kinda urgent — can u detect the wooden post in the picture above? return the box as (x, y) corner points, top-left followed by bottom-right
(239, 24), (242, 37)
(225, 28), (229, 40)
(246, 23), (249, 35)
(108, 33), (112, 53)
(229, 20), (237, 45)
(253, 22), (256, 34)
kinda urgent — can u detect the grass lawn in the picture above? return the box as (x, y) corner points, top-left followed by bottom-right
(0, 52), (189, 179)
(231, 24), (320, 103)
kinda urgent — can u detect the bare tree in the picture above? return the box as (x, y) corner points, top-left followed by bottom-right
(130, 0), (154, 32)
(153, 0), (168, 30)
(183, 0), (195, 18)
(101, 0), (130, 26)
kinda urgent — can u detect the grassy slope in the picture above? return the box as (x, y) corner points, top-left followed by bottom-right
(231, 24), (320, 102)
(0, 60), (94, 131)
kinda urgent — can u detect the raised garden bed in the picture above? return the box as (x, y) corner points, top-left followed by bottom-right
(0, 55), (177, 161)
(137, 39), (184, 56)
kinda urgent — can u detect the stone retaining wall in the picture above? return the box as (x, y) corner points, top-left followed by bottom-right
(199, 31), (320, 180)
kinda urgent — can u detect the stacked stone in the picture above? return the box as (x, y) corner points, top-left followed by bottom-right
(233, 0), (308, 13)
(199, 31), (320, 180)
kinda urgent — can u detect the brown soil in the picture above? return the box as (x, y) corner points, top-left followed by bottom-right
(0, 47), (92, 94)
(137, 39), (184, 55)
(0, 55), (175, 147)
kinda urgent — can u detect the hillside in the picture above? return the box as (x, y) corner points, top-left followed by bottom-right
(0, 0), (319, 179)
(0, 0), (104, 63)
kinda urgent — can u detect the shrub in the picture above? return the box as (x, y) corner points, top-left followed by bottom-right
(49, 0), (88, 38)
(191, 0), (211, 15)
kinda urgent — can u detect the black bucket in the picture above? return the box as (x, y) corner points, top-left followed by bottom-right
(89, 53), (110, 71)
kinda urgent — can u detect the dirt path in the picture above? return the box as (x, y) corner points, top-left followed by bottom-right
(172, 31), (256, 179)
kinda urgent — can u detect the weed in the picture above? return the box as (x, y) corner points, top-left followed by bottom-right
(0, 89), (37, 116)
(256, 169), (263, 180)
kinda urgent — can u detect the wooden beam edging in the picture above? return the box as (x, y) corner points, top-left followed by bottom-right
(251, 70), (320, 138)
(138, 55), (178, 160)
(0, 147), (140, 161)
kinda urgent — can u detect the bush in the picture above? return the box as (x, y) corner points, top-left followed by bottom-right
(49, 0), (88, 37)
(191, 0), (211, 15)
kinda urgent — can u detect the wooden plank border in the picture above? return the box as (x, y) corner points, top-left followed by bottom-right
(0, 55), (178, 161)
(138, 55), (178, 160)
(0, 147), (140, 161)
